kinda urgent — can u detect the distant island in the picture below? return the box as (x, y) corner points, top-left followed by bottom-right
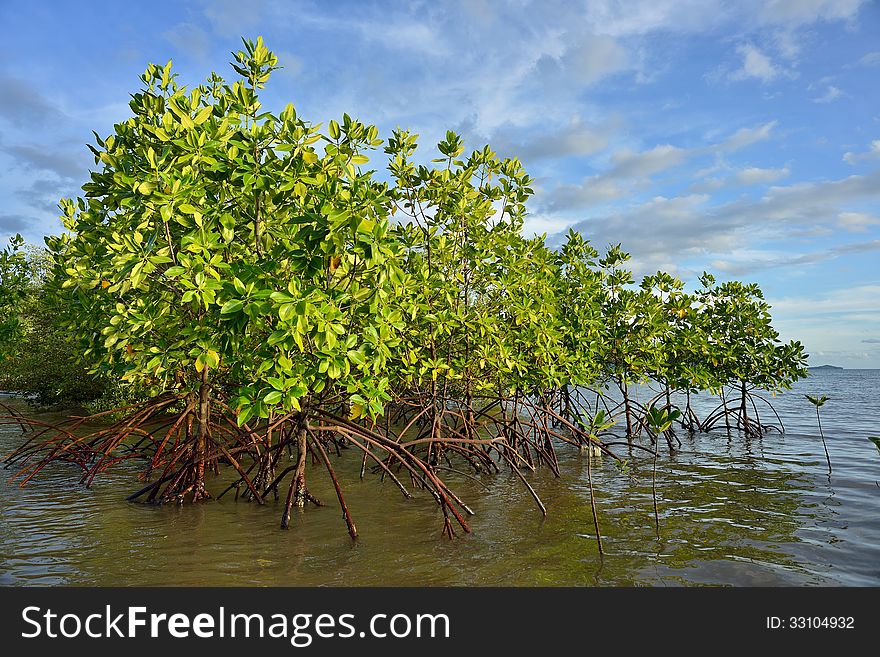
(809, 365), (843, 370)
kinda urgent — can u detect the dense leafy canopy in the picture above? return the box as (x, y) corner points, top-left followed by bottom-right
(0, 235), (28, 358)
(2, 37), (808, 538)
(49, 37), (403, 425)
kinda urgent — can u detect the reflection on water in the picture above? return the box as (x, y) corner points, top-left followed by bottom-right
(1, 369), (879, 586)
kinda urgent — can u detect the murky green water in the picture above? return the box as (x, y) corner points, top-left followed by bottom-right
(2, 369), (879, 586)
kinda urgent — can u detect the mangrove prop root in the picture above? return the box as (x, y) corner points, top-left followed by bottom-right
(4, 375), (800, 541)
(309, 428), (357, 539)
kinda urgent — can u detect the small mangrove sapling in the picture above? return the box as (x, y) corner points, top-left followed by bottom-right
(806, 394), (832, 474)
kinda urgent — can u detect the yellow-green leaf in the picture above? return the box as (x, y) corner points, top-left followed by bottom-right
(193, 105), (214, 125)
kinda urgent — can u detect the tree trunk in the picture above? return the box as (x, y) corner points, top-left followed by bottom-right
(721, 388), (731, 437)
(740, 380), (750, 436)
(686, 390), (694, 432)
(281, 412), (308, 529)
(622, 378), (633, 439)
(465, 380), (475, 441)
(193, 367), (210, 501)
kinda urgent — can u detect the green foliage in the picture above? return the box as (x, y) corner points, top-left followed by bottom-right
(386, 130), (559, 400)
(0, 244), (107, 407)
(557, 230), (602, 386)
(0, 234), (28, 357)
(806, 393), (832, 473)
(695, 273), (808, 392)
(645, 405), (681, 434)
(49, 37), (404, 423)
(574, 408), (616, 437)
(2, 36), (814, 536)
(13, 36), (808, 436)
(593, 246), (663, 390)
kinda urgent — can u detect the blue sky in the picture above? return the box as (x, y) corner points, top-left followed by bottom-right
(1, 0), (878, 367)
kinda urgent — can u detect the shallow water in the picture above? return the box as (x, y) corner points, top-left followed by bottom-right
(1, 368), (878, 586)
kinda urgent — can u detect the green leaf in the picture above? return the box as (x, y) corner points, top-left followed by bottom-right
(237, 405), (254, 427)
(292, 331), (304, 352)
(193, 105), (214, 125)
(263, 390), (283, 405)
(220, 299), (244, 314)
(204, 349), (220, 369)
(270, 291), (296, 304)
(329, 119), (340, 140)
(169, 99), (195, 129)
(279, 303), (295, 322)
(267, 330), (288, 346)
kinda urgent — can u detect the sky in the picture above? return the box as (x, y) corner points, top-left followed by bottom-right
(0, 0), (878, 367)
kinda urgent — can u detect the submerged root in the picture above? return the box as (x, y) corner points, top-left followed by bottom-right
(2, 386), (631, 549)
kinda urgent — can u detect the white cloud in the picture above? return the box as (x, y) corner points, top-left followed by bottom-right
(769, 284), (880, 317)
(770, 303), (880, 367)
(843, 139), (880, 164)
(577, 0), (864, 37)
(771, 29), (802, 60)
(758, 171), (880, 222)
(539, 143), (690, 212)
(857, 51), (880, 66)
(522, 213), (578, 236)
(278, 6), (453, 59)
(544, 176), (626, 212)
(562, 35), (630, 85)
(491, 115), (609, 162)
(688, 177), (726, 193)
(544, 120), (782, 211)
(552, 169), (880, 277)
(200, 0), (267, 36)
(692, 165), (791, 191)
(710, 240), (880, 275)
(0, 142), (84, 180)
(758, 0), (866, 26)
(163, 23), (212, 62)
(0, 74), (66, 128)
(812, 85), (842, 103)
(838, 212), (880, 232)
(274, 51), (304, 78)
(735, 166), (790, 185)
(730, 44), (781, 82)
(582, 0), (730, 37)
(608, 144), (687, 178)
(368, 19), (453, 58)
(720, 121), (778, 151)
